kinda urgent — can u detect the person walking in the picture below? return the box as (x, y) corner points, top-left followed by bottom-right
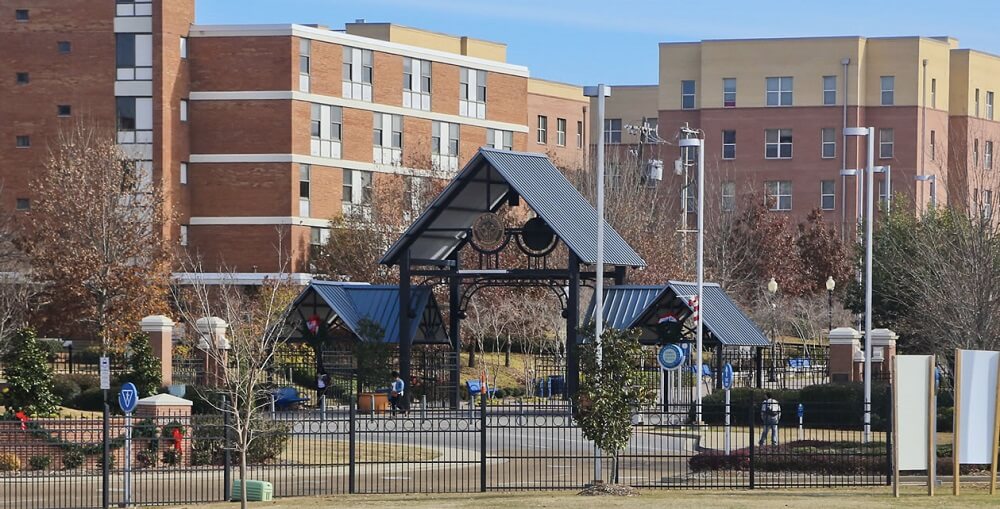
(758, 392), (781, 447)
(389, 371), (406, 416)
(316, 370), (329, 409)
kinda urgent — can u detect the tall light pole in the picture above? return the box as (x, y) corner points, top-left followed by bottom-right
(826, 276), (836, 332)
(915, 174), (937, 211)
(767, 277), (778, 382)
(583, 83), (611, 482)
(679, 127), (704, 423)
(846, 125), (875, 442)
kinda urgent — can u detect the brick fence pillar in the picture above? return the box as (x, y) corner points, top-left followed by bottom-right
(136, 394), (194, 466)
(828, 327), (862, 383)
(140, 315), (175, 387)
(870, 328), (898, 382)
(195, 317), (229, 387)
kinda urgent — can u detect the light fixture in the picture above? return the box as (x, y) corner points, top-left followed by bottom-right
(767, 277), (778, 294)
(825, 276), (836, 292)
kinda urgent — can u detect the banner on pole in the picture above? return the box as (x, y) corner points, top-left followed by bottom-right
(957, 350), (1000, 465)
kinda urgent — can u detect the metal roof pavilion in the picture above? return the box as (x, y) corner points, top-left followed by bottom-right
(380, 148), (646, 267)
(289, 281), (448, 344)
(584, 282), (771, 347)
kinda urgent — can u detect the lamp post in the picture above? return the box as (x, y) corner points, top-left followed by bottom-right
(915, 174), (937, 211)
(845, 125), (875, 443)
(583, 83), (611, 483)
(826, 276), (836, 332)
(679, 127), (705, 424)
(767, 277), (778, 383)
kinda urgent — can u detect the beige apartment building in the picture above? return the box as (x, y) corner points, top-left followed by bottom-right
(595, 36), (1000, 231)
(0, 0), (589, 278)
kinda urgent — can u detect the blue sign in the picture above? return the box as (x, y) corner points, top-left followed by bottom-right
(118, 382), (139, 414)
(797, 403), (804, 418)
(657, 344), (686, 371)
(721, 363), (734, 390)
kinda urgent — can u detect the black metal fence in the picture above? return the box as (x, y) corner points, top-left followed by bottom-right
(1, 399), (891, 509)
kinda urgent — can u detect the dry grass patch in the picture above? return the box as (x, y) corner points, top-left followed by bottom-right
(278, 437), (439, 465)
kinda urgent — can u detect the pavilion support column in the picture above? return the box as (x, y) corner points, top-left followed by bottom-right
(449, 255), (461, 410)
(755, 347), (764, 389)
(566, 252), (581, 401)
(613, 266), (626, 285)
(399, 249), (413, 407)
(715, 344), (724, 390)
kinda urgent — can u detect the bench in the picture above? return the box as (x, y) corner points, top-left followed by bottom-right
(689, 364), (713, 378)
(788, 358), (811, 372)
(272, 387), (310, 410)
(466, 379), (497, 399)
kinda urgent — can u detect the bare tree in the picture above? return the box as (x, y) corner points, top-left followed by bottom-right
(24, 122), (172, 349)
(171, 237), (297, 509)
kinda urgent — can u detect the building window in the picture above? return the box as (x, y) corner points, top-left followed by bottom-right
(432, 121), (460, 172)
(931, 78), (937, 109)
(930, 130), (936, 161)
(821, 128), (836, 159)
(879, 128), (893, 159)
(537, 116), (547, 144)
(976, 89), (981, 117)
(576, 121), (583, 149)
(180, 162), (188, 185)
(984, 189), (994, 220)
(881, 76), (895, 106)
(764, 128), (792, 159)
(557, 118), (567, 146)
(986, 141), (994, 170)
(681, 80), (696, 109)
(116, 33), (135, 69)
(116, 97), (136, 130)
(180, 37), (188, 59)
(180, 225), (188, 246)
(821, 180), (835, 210)
(342, 169), (373, 206)
(179, 100), (188, 122)
(299, 164), (311, 217)
(403, 58), (432, 111)
(57, 105), (71, 117)
(373, 113), (403, 165)
(722, 130), (736, 159)
(823, 75), (836, 105)
(310, 103), (343, 159)
(15, 9), (28, 21)
(16, 72), (28, 85)
(605, 118), (622, 144)
(879, 180), (889, 206)
(721, 181), (735, 212)
(460, 68), (487, 119)
(298, 39), (311, 92)
(15, 135), (30, 148)
(975, 139), (980, 167)
(723, 78), (736, 108)
(310, 227), (330, 247)
(57, 41), (71, 54)
(766, 76), (793, 106)
(988, 91), (995, 121)
(486, 129), (513, 151)
(766, 180), (792, 211)
(342, 46), (373, 101)
(15, 198), (29, 211)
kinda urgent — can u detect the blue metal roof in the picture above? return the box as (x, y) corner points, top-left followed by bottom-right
(380, 148), (645, 267)
(583, 282), (770, 347)
(290, 281), (448, 344)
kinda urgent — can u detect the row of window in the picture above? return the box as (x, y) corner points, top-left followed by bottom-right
(972, 139), (995, 170)
(974, 89), (996, 120)
(537, 116), (582, 148)
(713, 180), (881, 213)
(678, 75), (898, 109)
(298, 42), (490, 119)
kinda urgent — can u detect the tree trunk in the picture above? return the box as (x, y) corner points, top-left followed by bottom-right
(239, 444), (248, 509)
(504, 339), (511, 368)
(467, 344), (476, 368)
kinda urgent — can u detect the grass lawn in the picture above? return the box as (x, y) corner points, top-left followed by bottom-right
(165, 485), (1000, 508)
(278, 437), (438, 465)
(459, 352), (536, 391)
(0, 405), (103, 419)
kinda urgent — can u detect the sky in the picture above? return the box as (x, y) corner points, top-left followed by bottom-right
(196, 0), (1000, 86)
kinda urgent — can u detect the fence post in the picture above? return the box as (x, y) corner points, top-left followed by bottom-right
(748, 403), (756, 490)
(480, 393), (487, 492)
(349, 396), (356, 494)
(102, 397), (110, 509)
(222, 396), (232, 502)
(885, 389), (893, 486)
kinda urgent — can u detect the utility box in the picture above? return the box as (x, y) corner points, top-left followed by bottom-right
(231, 480), (273, 502)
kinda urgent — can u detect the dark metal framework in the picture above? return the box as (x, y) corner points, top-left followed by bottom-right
(380, 149), (646, 404)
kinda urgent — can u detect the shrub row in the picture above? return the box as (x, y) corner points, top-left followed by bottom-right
(690, 440), (887, 474)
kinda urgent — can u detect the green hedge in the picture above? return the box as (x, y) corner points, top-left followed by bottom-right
(697, 383), (892, 430)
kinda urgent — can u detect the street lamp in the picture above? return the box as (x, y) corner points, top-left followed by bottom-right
(583, 83), (611, 483)
(679, 128), (705, 424)
(825, 276), (836, 332)
(915, 174), (937, 210)
(767, 277), (778, 383)
(845, 125), (875, 443)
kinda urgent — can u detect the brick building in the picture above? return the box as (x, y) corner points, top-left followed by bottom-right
(595, 36), (1000, 234)
(0, 1), (589, 279)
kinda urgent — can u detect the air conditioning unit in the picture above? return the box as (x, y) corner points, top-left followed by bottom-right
(646, 159), (664, 182)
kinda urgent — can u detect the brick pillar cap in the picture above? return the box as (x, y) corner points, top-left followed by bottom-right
(136, 394), (193, 407)
(141, 315), (174, 332)
(870, 328), (898, 343)
(829, 327), (862, 342)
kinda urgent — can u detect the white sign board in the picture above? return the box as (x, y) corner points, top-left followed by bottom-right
(957, 349), (1000, 465)
(99, 356), (111, 390)
(896, 355), (933, 470)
